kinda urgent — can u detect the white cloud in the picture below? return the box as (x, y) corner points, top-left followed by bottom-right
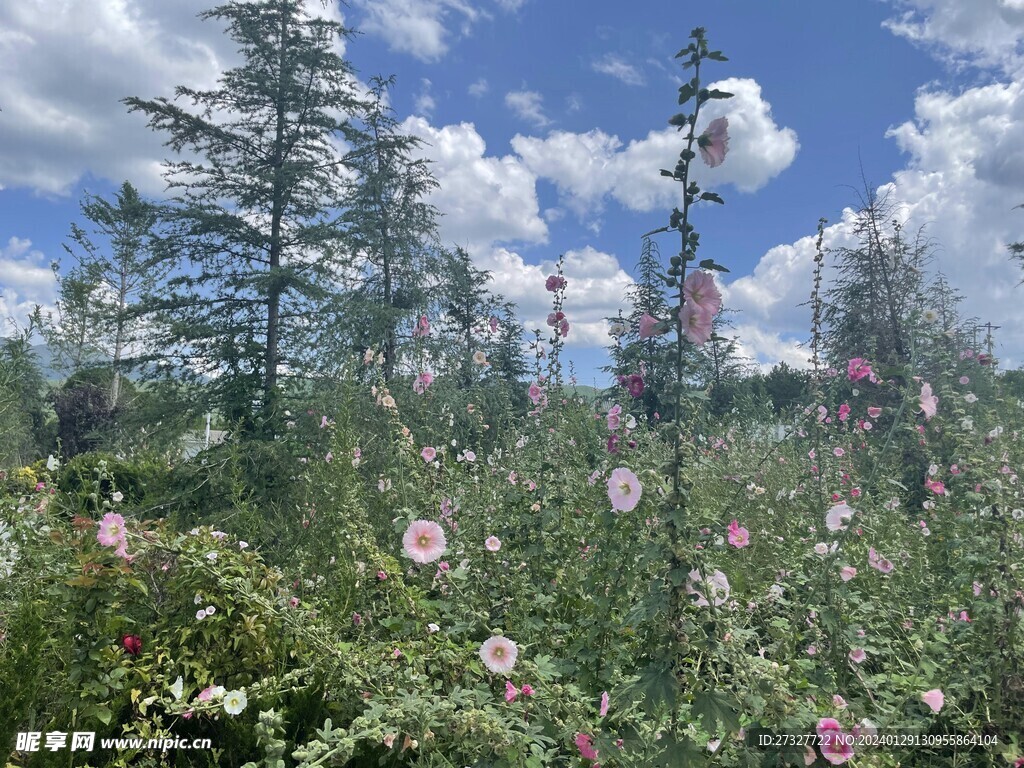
(592, 54), (645, 86)
(511, 78), (798, 216)
(0, 237), (58, 334)
(415, 78), (436, 117)
(883, 0), (1024, 74)
(505, 89), (551, 127)
(353, 0), (481, 62)
(401, 117), (548, 251)
(494, 0), (528, 10)
(468, 77), (489, 98)
(480, 246), (632, 347)
(0, 0), (351, 197)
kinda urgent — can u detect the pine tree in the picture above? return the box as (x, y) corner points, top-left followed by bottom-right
(123, 0), (366, 430)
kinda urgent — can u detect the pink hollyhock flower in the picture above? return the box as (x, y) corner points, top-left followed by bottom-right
(825, 502), (856, 532)
(698, 116), (729, 168)
(623, 373), (644, 398)
(545, 274), (566, 292)
(606, 404), (622, 431)
(505, 680), (519, 702)
(868, 547), (894, 574)
(921, 688), (944, 713)
(521, 684), (535, 696)
(847, 358), (873, 382)
(528, 382), (544, 404)
(479, 635), (518, 675)
(838, 403), (851, 422)
(918, 382), (938, 420)
(680, 302), (714, 345)
(607, 467), (642, 512)
(867, 406), (882, 418)
(727, 519), (750, 548)
(122, 634), (142, 656)
(489, 315), (499, 332)
(638, 312), (663, 339)
(97, 513), (127, 547)
(840, 566), (857, 582)
(599, 691), (610, 718)
(421, 446), (437, 462)
(575, 733), (599, 762)
(402, 520), (447, 564)
(817, 717), (854, 765)
(833, 694), (848, 709)
(849, 648), (866, 664)
(413, 372), (433, 394)
(687, 568), (731, 607)
(924, 477), (947, 495)
(413, 315), (430, 337)
(683, 270), (723, 316)
(485, 536), (502, 552)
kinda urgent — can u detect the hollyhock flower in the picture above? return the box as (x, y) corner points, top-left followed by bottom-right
(575, 733), (600, 762)
(223, 689), (247, 715)
(421, 446), (437, 463)
(197, 685), (223, 702)
(485, 536), (502, 552)
(868, 547), (894, 574)
(849, 648), (866, 664)
(413, 315), (430, 337)
(122, 634), (142, 656)
(111, 491), (123, 503)
(528, 383), (544, 404)
(413, 372), (433, 394)
(489, 315), (499, 332)
(638, 312), (663, 339)
(687, 569), (731, 607)
(727, 519), (750, 548)
(847, 358), (873, 382)
(683, 270), (723, 316)
(924, 477), (947, 495)
(505, 680), (519, 702)
(680, 302), (714, 345)
(608, 319), (626, 337)
(697, 116), (729, 168)
(833, 694), (847, 709)
(607, 467), (642, 512)
(838, 403), (851, 422)
(623, 373), (644, 397)
(479, 636), (519, 675)
(825, 502), (856, 532)
(867, 406), (882, 418)
(964, 392), (978, 404)
(97, 513), (127, 547)
(428, 622), (440, 633)
(599, 691), (610, 718)
(833, 447), (845, 457)
(840, 566), (857, 582)
(814, 542), (829, 555)
(472, 350), (487, 365)
(546, 310), (565, 327)
(918, 382), (938, 420)
(169, 675), (184, 701)
(402, 520), (447, 564)
(545, 274), (566, 292)
(921, 688), (944, 713)
(606, 404), (622, 431)
(817, 717), (854, 765)
(521, 684), (535, 696)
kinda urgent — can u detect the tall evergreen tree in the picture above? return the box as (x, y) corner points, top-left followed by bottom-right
(439, 247), (497, 387)
(124, 0), (366, 430)
(336, 75), (439, 383)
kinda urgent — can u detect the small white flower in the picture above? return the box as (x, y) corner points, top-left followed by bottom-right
(194, 593), (203, 605)
(814, 542), (828, 555)
(238, 541), (249, 550)
(922, 308), (939, 323)
(111, 491), (124, 503)
(206, 552), (218, 562)
(169, 675), (184, 701)
(196, 609), (208, 620)
(204, 605), (216, 615)
(427, 623), (440, 633)
(964, 393), (978, 404)
(46, 454), (59, 471)
(223, 690), (247, 716)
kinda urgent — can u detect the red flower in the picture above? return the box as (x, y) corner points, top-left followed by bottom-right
(122, 634), (142, 656)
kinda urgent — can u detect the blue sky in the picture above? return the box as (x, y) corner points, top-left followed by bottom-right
(2, 0), (1023, 385)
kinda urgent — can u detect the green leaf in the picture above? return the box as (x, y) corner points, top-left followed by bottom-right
(659, 169), (675, 178)
(706, 51), (729, 61)
(660, 736), (703, 767)
(706, 88), (734, 100)
(668, 112), (689, 129)
(699, 191), (724, 204)
(677, 83), (695, 105)
(692, 689), (741, 732)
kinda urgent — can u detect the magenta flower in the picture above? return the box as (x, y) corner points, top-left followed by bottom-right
(817, 717), (854, 765)
(847, 358), (874, 382)
(867, 406), (882, 418)
(683, 270), (723, 316)
(521, 684), (535, 696)
(421, 446), (437, 462)
(837, 403), (851, 422)
(727, 519), (750, 548)
(918, 382), (938, 420)
(545, 274), (566, 292)
(680, 302), (714, 345)
(505, 680), (519, 702)
(698, 116), (729, 168)
(575, 733), (599, 762)
(825, 502), (855, 532)
(528, 382), (544, 405)
(412, 315), (431, 337)
(607, 467), (642, 512)
(921, 688), (944, 713)
(479, 635), (518, 675)
(97, 513), (127, 547)
(924, 477), (947, 496)
(402, 520), (447, 564)
(621, 373), (644, 397)
(638, 312), (663, 339)
(599, 691), (610, 718)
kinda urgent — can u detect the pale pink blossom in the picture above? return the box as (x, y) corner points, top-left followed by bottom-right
(868, 547), (894, 574)
(607, 467), (642, 512)
(840, 566), (857, 582)
(505, 680), (519, 702)
(599, 691), (610, 718)
(421, 446), (437, 462)
(683, 270), (723, 316)
(727, 519), (750, 548)
(575, 733), (599, 762)
(479, 636), (518, 675)
(402, 520), (447, 564)
(680, 302), (714, 345)
(825, 502), (856, 532)
(698, 116), (729, 168)
(485, 536), (502, 552)
(867, 406), (882, 418)
(413, 372), (433, 394)
(638, 312), (662, 339)
(687, 568), (730, 607)
(97, 513), (127, 547)
(849, 648), (866, 664)
(918, 382), (938, 420)
(921, 688), (944, 713)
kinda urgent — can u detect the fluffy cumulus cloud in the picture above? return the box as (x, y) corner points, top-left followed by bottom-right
(592, 54), (645, 86)
(401, 116), (548, 251)
(883, 0), (1024, 74)
(480, 246), (632, 347)
(0, 0), (347, 196)
(504, 90), (552, 127)
(0, 237), (58, 333)
(352, 0), (482, 62)
(511, 78), (799, 216)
